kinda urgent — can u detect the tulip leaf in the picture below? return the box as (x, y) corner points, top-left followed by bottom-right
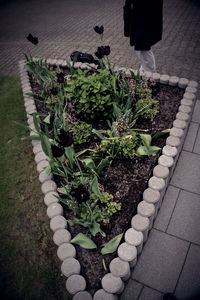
(89, 176), (102, 198)
(70, 233), (97, 249)
(101, 233), (123, 255)
(152, 129), (170, 140)
(40, 135), (52, 158)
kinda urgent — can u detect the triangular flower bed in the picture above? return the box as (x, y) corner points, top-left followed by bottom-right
(18, 57), (198, 299)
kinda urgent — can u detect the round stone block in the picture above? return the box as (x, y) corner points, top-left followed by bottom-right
(173, 119), (187, 130)
(176, 111), (189, 121)
(50, 215), (67, 232)
(57, 243), (76, 260)
(158, 155), (174, 168)
(137, 201), (155, 228)
(169, 76), (179, 86)
(24, 100), (35, 107)
(61, 258), (81, 277)
(35, 151), (46, 164)
(143, 187), (160, 218)
(41, 180), (57, 195)
(166, 136), (181, 148)
(73, 291), (92, 300)
(53, 228), (71, 246)
(74, 62), (83, 69)
(39, 170), (52, 183)
(185, 86), (197, 94)
(93, 289), (118, 300)
(118, 242), (137, 262)
(32, 139), (40, 147)
(153, 165), (169, 178)
(36, 160), (49, 173)
(143, 71), (152, 79)
(131, 214), (149, 232)
(183, 93), (195, 100)
(148, 176), (165, 191)
(66, 274), (86, 295)
(44, 191), (59, 206)
(137, 201), (155, 218)
(178, 105), (191, 114)
(101, 273), (124, 294)
(47, 202), (63, 218)
(109, 257), (130, 280)
(188, 80), (198, 88)
(124, 227), (143, 254)
(162, 145), (178, 157)
(26, 104), (36, 115)
(160, 74), (169, 84)
(27, 116), (33, 126)
(181, 99), (193, 106)
(170, 127), (184, 138)
(29, 123), (35, 131)
(143, 188), (160, 204)
(152, 72), (160, 82)
(178, 78), (189, 88)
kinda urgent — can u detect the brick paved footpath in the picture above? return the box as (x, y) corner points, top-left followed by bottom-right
(0, 0), (200, 299)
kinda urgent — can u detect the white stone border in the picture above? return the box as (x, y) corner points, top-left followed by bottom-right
(18, 58), (198, 300)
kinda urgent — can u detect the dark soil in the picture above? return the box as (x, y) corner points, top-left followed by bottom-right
(29, 70), (184, 295)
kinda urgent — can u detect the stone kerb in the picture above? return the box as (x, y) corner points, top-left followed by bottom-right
(18, 58), (198, 299)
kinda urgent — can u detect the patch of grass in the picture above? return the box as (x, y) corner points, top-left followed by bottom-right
(0, 76), (70, 300)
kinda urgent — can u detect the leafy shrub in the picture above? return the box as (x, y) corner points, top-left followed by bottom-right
(99, 132), (139, 159)
(70, 121), (92, 144)
(65, 68), (116, 119)
(135, 97), (159, 119)
(79, 192), (121, 224)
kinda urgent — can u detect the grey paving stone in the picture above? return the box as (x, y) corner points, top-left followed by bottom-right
(132, 229), (189, 293)
(139, 286), (163, 300)
(175, 244), (200, 300)
(193, 126), (200, 154)
(183, 122), (199, 152)
(192, 100), (200, 123)
(170, 151), (200, 194)
(153, 185), (180, 232)
(167, 190), (200, 245)
(120, 279), (143, 300)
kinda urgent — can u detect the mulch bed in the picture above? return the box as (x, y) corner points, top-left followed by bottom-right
(29, 69), (184, 295)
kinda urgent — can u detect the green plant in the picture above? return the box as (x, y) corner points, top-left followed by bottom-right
(64, 68), (114, 119)
(70, 121), (92, 144)
(135, 97), (159, 119)
(70, 233), (97, 249)
(136, 134), (161, 157)
(98, 132), (139, 160)
(101, 233), (123, 255)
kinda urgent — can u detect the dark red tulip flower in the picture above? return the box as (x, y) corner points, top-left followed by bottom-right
(94, 25), (104, 35)
(71, 184), (90, 203)
(103, 46), (110, 56)
(51, 145), (65, 158)
(56, 72), (65, 84)
(26, 33), (39, 45)
(95, 46), (105, 59)
(50, 87), (58, 95)
(57, 129), (74, 147)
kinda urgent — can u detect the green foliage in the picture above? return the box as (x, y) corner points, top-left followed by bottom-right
(79, 192), (121, 225)
(136, 98), (159, 119)
(101, 233), (123, 255)
(64, 68), (115, 119)
(136, 134), (161, 157)
(70, 233), (97, 249)
(70, 121), (92, 144)
(98, 132), (138, 159)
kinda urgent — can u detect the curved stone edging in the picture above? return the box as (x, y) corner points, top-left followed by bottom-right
(18, 58), (198, 299)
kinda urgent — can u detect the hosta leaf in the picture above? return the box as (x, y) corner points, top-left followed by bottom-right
(101, 233), (123, 255)
(70, 233), (97, 249)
